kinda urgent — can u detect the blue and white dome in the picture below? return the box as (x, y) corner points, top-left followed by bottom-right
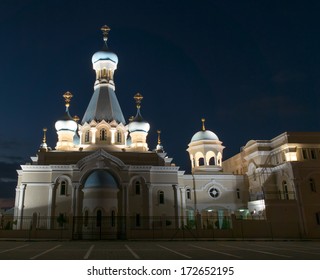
(91, 50), (118, 64)
(191, 130), (219, 142)
(55, 111), (78, 132)
(128, 111), (150, 133)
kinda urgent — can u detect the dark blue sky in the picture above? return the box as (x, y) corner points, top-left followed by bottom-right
(1, 0), (320, 198)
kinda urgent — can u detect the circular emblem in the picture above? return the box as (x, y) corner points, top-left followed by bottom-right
(209, 187), (220, 198)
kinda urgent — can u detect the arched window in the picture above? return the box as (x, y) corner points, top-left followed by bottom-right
(310, 178), (316, 192)
(236, 188), (240, 199)
(96, 210), (102, 227)
(60, 181), (67, 195)
(135, 181), (141, 195)
(209, 157), (216, 165)
(186, 189), (191, 200)
(198, 157), (205, 166)
(100, 128), (107, 141)
(85, 130), (90, 143)
(159, 191), (165, 204)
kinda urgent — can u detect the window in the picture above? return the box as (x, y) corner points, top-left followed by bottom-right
(186, 189), (191, 200)
(302, 149), (308, 160)
(198, 157), (205, 166)
(311, 149), (317, 159)
(236, 188), (240, 199)
(310, 178), (317, 192)
(209, 157), (215, 165)
(60, 181), (67, 195)
(100, 128), (107, 141)
(85, 130), (90, 143)
(209, 187), (220, 198)
(116, 131), (122, 143)
(135, 181), (141, 195)
(282, 181), (289, 200)
(159, 191), (165, 204)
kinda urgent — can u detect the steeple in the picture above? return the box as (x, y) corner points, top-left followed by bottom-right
(39, 128), (48, 152)
(81, 25), (125, 125)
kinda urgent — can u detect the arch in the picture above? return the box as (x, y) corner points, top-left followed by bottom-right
(198, 157), (205, 166)
(194, 151), (204, 167)
(206, 151), (216, 166)
(54, 175), (72, 194)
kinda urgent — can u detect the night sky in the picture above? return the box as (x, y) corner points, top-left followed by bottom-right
(0, 0), (320, 199)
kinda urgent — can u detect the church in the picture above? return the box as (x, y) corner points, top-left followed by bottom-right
(12, 26), (320, 239)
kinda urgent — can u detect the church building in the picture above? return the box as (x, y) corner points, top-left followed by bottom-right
(12, 26), (320, 239)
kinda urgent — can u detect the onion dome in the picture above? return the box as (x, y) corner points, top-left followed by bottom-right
(128, 93), (150, 133)
(83, 169), (118, 189)
(191, 118), (219, 142)
(55, 91), (78, 132)
(91, 25), (118, 64)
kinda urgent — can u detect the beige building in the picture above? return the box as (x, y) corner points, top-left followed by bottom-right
(12, 26), (320, 239)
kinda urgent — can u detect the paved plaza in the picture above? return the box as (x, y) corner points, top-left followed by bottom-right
(0, 240), (319, 260)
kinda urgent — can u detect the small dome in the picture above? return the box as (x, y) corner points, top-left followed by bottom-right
(83, 170), (118, 189)
(128, 110), (150, 133)
(191, 130), (219, 142)
(55, 112), (77, 132)
(92, 50), (118, 64)
(128, 120), (150, 133)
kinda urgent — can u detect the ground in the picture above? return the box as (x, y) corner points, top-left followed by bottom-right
(0, 240), (319, 260)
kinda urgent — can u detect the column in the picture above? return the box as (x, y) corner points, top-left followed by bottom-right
(47, 183), (56, 229)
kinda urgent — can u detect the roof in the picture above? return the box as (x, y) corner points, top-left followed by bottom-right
(81, 85), (126, 125)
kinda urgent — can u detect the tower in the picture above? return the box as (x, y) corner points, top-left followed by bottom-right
(187, 118), (225, 173)
(79, 25), (127, 150)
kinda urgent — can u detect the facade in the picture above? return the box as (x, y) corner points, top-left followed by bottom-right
(12, 26), (320, 239)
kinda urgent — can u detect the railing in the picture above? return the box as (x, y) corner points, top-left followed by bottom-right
(0, 214), (303, 240)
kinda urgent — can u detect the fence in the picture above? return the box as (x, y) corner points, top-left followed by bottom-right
(0, 214), (303, 240)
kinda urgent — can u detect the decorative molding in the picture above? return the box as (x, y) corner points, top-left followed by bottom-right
(77, 148), (125, 170)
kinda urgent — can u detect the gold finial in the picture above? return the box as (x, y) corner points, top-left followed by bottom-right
(73, 115), (80, 122)
(157, 130), (161, 145)
(63, 91), (73, 108)
(42, 128), (47, 143)
(201, 118), (206, 131)
(134, 92), (143, 109)
(101, 25), (111, 43)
